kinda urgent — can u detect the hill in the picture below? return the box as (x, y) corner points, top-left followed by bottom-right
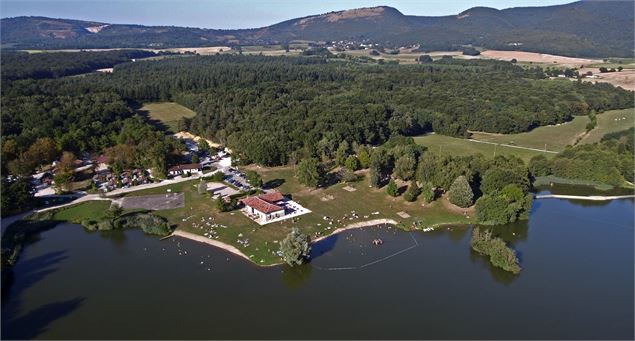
(1, 1), (633, 57)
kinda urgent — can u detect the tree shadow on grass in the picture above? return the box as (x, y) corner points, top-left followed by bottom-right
(263, 178), (285, 190)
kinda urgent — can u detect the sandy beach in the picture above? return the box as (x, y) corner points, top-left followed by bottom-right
(171, 218), (400, 265)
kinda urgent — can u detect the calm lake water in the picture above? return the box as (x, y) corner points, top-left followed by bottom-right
(2, 190), (633, 339)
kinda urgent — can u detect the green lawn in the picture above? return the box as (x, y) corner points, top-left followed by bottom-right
(413, 133), (554, 163)
(52, 200), (112, 222)
(580, 108), (635, 144)
(113, 167), (473, 265)
(138, 102), (197, 132)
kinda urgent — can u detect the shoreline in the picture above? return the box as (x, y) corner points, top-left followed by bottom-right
(171, 218), (401, 266)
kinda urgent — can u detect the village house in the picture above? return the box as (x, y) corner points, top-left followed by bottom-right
(168, 163), (203, 177)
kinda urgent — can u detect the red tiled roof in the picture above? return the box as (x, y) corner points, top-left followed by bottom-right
(95, 155), (111, 164)
(242, 197), (284, 214)
(259, 191), (285, 203)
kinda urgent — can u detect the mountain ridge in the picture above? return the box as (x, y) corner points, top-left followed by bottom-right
(1, 1), (633, 57)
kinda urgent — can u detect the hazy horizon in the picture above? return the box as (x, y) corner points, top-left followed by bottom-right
(1, 0), (572, 29)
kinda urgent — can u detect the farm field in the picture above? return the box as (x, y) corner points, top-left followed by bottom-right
(479, 50), (600, 67)
(413, 133), (554, 163)
(137, 102), (197, 132)
(579, 68), (635, 91)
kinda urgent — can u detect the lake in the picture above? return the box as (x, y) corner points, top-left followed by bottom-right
(2, 190), (633, 339)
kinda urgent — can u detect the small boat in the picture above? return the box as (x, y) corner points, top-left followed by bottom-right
(372, 239), (383, 246)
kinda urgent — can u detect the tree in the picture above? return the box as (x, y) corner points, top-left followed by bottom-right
(215, 196), (226, 211)
(106, 204), (124, 223)
(279, 228), (311, 266)
(344, 155), (360, 171)
(448, 175), (473, 208)
(198, 139), (210, 154)
(24, 137), (58, 169)
(394, 155), (417, 180)
(1, 177), (34, 216)
(357, 148), (371, 168)
(335, 141), (350, 166)
(420, 181), (435, 203)
(296, 158), (324, 188)
(386, 179), (399, 197)
(403, 181), (420, 202)
(191, 154), (200, 163)
(246, 170), (263, 187)
(369, 167), (381, 188)
(417, 55), (433, 63)
(480, 167), (529, 195)
(53, 151), (77, 192)
(528, 155), (551, 177)
(510, 58), (517, 63)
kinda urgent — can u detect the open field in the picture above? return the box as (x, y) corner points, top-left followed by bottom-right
(579, 68), (635, 91)
(581, 108), (635, 144)
(138, 102), (197, 132)
(470, 116), (589, 152)
(414, 133), (555, 163)
(108, 167), (472, 264)
(480, 50), (600, 67)
(470, 109), (635, 152)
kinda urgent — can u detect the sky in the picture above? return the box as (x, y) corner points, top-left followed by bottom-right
(1, 0), (572, 29)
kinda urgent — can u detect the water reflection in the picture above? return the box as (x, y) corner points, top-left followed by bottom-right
(469, 249), (517, 286)
(281, 264), (313, 289)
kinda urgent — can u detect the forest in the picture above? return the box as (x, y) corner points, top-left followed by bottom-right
(0, 49), (159, 81)
(2, 54), (631, 168)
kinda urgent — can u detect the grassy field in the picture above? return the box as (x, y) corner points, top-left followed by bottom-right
(110, 167), (472, 265)
(470, 116), (588, 152)
(138, 102), (197, 132)
(414, 133), (555, 163)
(52, 200), (112, 222)
(469, 108), (634, 152)
(581, 108), (635, 144)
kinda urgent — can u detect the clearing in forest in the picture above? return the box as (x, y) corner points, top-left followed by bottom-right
(138, 102), (197, 132)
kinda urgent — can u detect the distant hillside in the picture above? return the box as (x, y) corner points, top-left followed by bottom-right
(1, 1), (633, 57)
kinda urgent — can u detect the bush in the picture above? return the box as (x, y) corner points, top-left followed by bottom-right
(386, 179), (399, 197)
(448, 175), (473, 208)
(117, 213), (172, 236)
(280, 228), (311, 266)
(203, 171), (225, 182)
(471, 228), (521, 274)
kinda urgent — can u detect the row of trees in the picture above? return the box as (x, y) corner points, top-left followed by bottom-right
(294, 136), (535, 225)
(529, 135), (634, 186)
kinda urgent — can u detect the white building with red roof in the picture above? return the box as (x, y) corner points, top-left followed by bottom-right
(240, 191), (310, 225)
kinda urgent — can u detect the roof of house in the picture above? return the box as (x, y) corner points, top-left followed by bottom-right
(241, 197), (284, 214)
(259, 191), (285, 203)
(168, 163), (202, 172)
(95, 155), (111, 164)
